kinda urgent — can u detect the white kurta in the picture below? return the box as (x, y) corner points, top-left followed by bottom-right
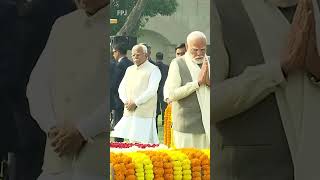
(27, 6), (108, 180)
(111, 61), (161, 144)
(163, 53), (210, 149)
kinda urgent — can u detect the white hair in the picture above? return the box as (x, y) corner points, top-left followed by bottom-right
(186, 31), (207, 45)
(132, 44), (148, 54)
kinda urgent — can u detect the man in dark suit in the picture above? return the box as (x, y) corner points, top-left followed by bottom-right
(112, 43), (133, 142)
(109, 57), (117, 116)
(155, 52), (169, 128)
(0, 1), (76, 179)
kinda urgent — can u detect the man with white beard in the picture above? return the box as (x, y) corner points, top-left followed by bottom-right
(27, 0), (109, 179)
(164, 31), (210, 149)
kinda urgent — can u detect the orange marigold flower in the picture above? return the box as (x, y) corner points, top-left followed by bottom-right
(125, 163), (135, 169)
(202, 175), (210, 180)
(202, 165), (210, 171)
(191, 159), (201, 166)
(192, 172), (201, 177)
(191, 177), (201, 180)
(125, 169), (135, 176)
(113, 164), (123, 171)
(195, 152), (202, 158)
(164, 174), (174, 180)
(200, 154), (208, 161)
(154, 176), (164, 180)
(192, 166), (201, 172)
(115, 174), (125, 180)
(163, 162), (173, 169)
(151, 156), (162, 162)
(154, 168), (165, 175)
(164, 168), (174, 174)
(154, 161), (164, 167)
(125, 175), (136, 180)
(201, 159), (210, 166)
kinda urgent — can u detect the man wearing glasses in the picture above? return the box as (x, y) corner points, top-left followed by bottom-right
(164, 31), (210, 148)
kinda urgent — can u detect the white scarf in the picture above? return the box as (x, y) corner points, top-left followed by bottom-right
(184, 52), (211, 144)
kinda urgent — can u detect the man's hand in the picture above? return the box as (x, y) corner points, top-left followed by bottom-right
(281, 0), (313, 75)
(198, 59), (209, 86)
(203, 57), (210, 87)
(125, 100), (137, 111)
(50, 127), (86, 157)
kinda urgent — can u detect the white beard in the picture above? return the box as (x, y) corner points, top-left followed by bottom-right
(268, 0), (298, 7)
(185, 52), (205, 65)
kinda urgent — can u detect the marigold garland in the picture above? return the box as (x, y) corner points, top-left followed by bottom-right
(110, 146), (210, 180)
(139, 151), (174, 180)
(159, 150), (191, 180)
(163, 104), (172, 147)
(179, 149), (210, 180)
(110, 152), (136, 180)
(127, 152), (154, 180)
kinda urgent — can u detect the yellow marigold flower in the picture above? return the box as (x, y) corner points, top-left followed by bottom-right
(135, 172), (144, 177)
(144, 164), (153, 170)
(145, 174), (154, 179)
(145, 169), (153, 174)
(182, 170), (191, 175)
(182, 175), (192, 180)
(182, 164), (191, 169)
(143, 159), (152, 165)
(173, 161), (182, 167)
(135, 163), (143, 169)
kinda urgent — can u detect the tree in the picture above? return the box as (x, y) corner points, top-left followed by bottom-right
(111, 0), (178, 36)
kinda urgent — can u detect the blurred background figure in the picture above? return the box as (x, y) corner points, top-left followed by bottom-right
(155, 52), (169, 128)
(111, 43), (133, 142)
(15, 1), (76, 179)
(1, 0), (76, 180)
(27, 0), (109, 179)
(175, 43), (186, 57)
